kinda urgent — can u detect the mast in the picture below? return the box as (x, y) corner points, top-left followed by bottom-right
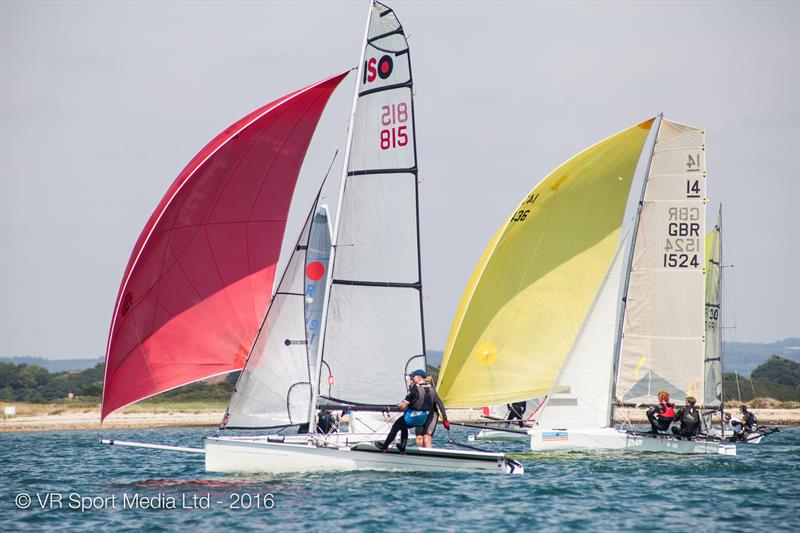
(718, 204), (725, 435)
(307, 1), (373, 429)
(608, 114), (663, 425)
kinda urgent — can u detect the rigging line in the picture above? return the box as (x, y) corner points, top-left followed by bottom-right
(222, 150), (338, 426)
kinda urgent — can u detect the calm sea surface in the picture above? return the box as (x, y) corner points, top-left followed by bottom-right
(1, 426), (798, 531)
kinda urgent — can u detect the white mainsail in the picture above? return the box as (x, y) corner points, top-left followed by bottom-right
(315, 0), (425, 407)
(616, 120), (707, 405)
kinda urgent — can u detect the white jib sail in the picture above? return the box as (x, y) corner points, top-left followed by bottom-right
(703, 208), (722, 407)
(536, 229), (632, 429)
(617, 120), (707, 405)
(224, 203), (322, 428)
(317, 1), (425, 407)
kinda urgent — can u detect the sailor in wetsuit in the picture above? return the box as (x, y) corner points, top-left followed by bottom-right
(378, 369), (449, 452)
(740, 405), (758, 432)
(730, 404), (759, 441)
(415, 376), (449, 448)
(506, 401), (527, 428)
(646, 390), (676, 434)
(672, 396), (702, 438)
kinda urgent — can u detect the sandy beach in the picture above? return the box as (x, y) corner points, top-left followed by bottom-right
(2, 403), (798, 432)
(0, 403), (224, 432)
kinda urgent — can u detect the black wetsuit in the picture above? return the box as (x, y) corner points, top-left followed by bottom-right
(742, 410), (758, 432)
(506, 401), (527, 428)
(672, 405), (701, 438)
(417, 385), (447, 437)
(381, 383), (446, 450)
(646, 401), (675, 433)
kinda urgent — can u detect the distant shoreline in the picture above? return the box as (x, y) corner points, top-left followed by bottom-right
(2, 405), (798, 433)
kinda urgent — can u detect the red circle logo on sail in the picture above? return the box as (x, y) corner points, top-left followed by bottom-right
(377, 55), (393, 79)
(365, 54), (394, 83)
(306, 261), (325, 281)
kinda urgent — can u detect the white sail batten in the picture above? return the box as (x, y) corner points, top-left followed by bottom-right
(617, 120), (707, 405)
(317, 1), (425, 406)
(536, 229), (632, 429)
(224, 203), (328, 428)
(703, 207), (722, 407)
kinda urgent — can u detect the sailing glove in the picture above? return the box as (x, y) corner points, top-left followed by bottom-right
(443, 420), (451, 430)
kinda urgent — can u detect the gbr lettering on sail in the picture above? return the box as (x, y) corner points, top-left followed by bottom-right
(663, 151), (703, 269)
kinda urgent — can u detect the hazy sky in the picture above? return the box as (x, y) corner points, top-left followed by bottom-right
(1, 1), (798, 359)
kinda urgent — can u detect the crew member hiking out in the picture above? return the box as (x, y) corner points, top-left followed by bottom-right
(646, 390), (676, 434)
(672, 396), (702, 438)
(377, 369), (450, 452)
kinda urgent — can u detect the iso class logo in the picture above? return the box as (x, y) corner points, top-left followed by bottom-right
(364, 54), (393, 83)
(15, 493), (32, 509)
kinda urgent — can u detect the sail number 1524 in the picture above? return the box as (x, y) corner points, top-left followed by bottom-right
(380, 103), (408, 150)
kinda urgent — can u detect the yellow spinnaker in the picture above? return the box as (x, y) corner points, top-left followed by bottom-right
(437, 119), (655, 407)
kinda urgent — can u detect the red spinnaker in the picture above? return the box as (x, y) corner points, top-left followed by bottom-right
(101, 72), (348, 420)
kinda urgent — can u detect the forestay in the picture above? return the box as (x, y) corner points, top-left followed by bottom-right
(317, 1), (425, 406)
(703, 208), (722, 408)
(617, 120), (707, 405)
(437, 120), (655, 408)
(224, 199), (329, 428)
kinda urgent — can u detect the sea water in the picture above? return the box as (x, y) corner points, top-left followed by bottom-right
(1, 426), (798, 531)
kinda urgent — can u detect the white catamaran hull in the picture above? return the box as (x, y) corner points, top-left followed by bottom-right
(706, 427), (764, 444)
(239, 432), (387, 446)
(205, 436), (523, 474)
(472, 428), (529, 441)
(529, 427), (736, 455)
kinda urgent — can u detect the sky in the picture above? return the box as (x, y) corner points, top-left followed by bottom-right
(1, 0), (798, 359)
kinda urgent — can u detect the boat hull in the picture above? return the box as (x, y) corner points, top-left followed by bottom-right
(205, 437), (523, 474)
(529, 427), (736, 455)
(472, 428), (529, 441)
(271, 432), (388, 446)
(706, 427), (764, 444)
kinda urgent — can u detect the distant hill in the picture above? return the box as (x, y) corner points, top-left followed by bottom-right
(722, 338), (800, 377)
(724, 356), (800, 402)
(0, 356), (103, 373)
(0, 360), (238, 403)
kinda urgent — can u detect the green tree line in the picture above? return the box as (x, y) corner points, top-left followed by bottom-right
(0, 361), (239, 403)
(722, 356), (800, 402)
(1, 356), (797, 404)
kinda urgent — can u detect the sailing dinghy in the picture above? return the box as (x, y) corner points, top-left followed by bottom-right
(102, 1), (522, 475)
(528, 118), (734, 454)
(436, 116), (735, 455)
(701, 209), (775, 445)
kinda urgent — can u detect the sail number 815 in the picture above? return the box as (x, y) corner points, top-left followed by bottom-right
(380, 103), (409, 150)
